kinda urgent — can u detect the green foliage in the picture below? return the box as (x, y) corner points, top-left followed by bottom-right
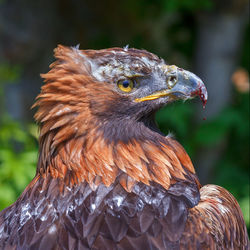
(125, 0), (213, 13)
(0, 63), (21, 84)
(0, 118), (37, 210)
(0, 61), (35, 209)
(161, 0), (213, 12)
(156, 101), (194, 138)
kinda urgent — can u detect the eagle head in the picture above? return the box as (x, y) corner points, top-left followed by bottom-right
(79, 46), (207, 121)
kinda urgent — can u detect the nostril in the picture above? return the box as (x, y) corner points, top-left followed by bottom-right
(167, 75), (177, 88)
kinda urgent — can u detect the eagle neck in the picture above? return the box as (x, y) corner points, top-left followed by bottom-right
(36, 117), (198, 192)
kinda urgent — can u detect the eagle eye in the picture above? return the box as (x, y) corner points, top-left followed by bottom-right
(117, 79), (135, 93)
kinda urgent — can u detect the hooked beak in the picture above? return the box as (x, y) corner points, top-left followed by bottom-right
(135, 65), (208, 107)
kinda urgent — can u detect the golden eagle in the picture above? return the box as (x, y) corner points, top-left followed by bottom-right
(0, 45), (248, 249)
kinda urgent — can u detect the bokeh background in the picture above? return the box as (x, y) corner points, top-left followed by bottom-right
(0, 0), (249, 231)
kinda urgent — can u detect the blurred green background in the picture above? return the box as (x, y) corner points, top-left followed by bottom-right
(0, 0), (249, 231)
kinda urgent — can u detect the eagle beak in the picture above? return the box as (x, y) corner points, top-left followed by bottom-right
(135, 66), (208, 107)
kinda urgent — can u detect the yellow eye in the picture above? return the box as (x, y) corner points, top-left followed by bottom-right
(117, 79), (134, 92)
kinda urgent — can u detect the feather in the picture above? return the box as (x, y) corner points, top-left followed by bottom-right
(180, 185), (249, 249)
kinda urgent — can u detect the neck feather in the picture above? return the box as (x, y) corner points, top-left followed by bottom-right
(36, 120), (198, 191)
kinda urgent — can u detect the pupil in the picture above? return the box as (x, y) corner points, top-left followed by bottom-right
(123, 80), (130, 88)
(170, 76), (176, 82)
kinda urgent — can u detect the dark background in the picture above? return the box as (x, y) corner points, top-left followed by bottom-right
(0, 0), (249, 230)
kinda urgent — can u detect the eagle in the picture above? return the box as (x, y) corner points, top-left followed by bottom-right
(0, 45), (248, 250)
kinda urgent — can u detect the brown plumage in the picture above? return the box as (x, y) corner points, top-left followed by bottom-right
(0, 45), (248, 250)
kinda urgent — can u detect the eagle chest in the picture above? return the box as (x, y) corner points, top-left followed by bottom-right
(0, 177), (199, 250)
